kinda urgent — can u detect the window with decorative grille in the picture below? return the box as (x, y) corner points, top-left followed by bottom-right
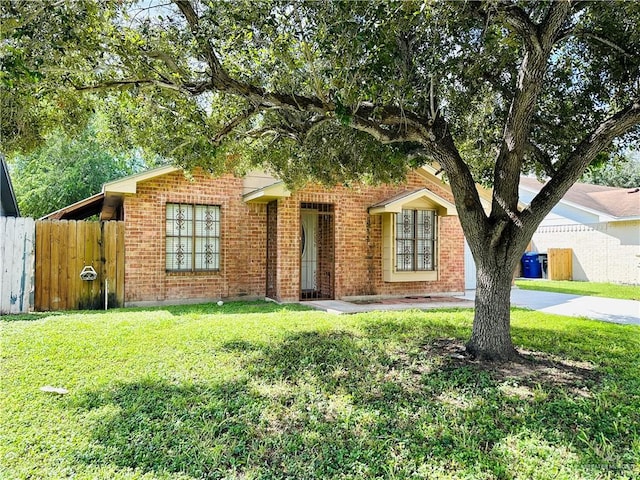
(166, 203), (220, 271)
(395, 209), (437, 271)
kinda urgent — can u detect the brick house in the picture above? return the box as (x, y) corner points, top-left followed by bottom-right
(46, 165), (466, 306)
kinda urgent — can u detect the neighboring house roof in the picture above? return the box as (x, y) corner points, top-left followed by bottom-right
(1, 155), (20, 217)
(519, 176), (640, 222)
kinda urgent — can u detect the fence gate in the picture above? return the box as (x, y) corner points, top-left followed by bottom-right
(548, 248), (573, 281)
(35, 220), (125, 311)
(0, 216), (35, 314)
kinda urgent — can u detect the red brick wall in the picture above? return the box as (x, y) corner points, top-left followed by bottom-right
(123, 170), (266, 305)
(123, 169), (465, 305)
(274, 170), (464, 301)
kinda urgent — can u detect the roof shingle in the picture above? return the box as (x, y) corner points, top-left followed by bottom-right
(520, 177), (640, 219)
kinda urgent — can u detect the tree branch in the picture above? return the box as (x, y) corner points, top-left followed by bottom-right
(245, 127), (300, 142)
(538, 0), (573, 49)
(172, 0), (228, 83)
(575, 32), (636, 57)
(74, 76), (216, 96)
(490, 1), (572, 222)
(146, 50), (188, 75)
(498, 2), (540, 51)
(526, 141), (557, 176)
(170, 1), (439, 145)
(522, 98), (640, 228)
(468, 1), (539, 51)
(425, 117), (490, 242)
(75, 78), (183, 92)
(245, 112), (331, 144)
(211, 104), (261, 145)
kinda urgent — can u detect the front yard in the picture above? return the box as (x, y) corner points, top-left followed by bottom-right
(1, 302), (639, 479)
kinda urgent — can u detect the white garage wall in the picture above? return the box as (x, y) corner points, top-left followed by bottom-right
(463, 240), (476, 290)
(531, 220), (640, 285)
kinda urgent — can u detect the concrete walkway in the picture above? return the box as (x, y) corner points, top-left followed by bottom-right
(305, 297), (473, 315)
(307, 288), (640, 326)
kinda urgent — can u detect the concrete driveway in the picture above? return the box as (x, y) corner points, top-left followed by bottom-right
(458, 288), (640, 326)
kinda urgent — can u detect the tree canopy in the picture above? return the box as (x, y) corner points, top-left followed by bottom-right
(4, 1), (638, 182)
(2, 0), (639, 359)
(8, 126), (148, 218)
(581, 150), (640, 188)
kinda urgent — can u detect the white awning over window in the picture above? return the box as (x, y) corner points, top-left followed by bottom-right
(368, 188), (457, 216)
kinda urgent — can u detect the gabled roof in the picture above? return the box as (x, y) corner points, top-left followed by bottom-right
(519, 177), (640, 221)
(1, 155), (20, 217)
(369, 188), (457, 216)
(242, 181), (291, 203)
(103, 165), (180, 194)
(41, 166), (181, 220)
(41, 166), (286, 219)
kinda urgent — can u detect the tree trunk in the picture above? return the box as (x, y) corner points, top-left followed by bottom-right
(466, 256), (518, 361)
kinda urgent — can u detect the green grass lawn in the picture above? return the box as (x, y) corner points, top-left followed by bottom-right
(515, 279), (640, 300)
(1, 302), (639, 479)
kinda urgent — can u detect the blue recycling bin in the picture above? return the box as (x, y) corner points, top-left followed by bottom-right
(521, 252), (542, 278)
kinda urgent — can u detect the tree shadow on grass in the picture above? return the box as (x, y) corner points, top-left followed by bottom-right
(72, 378), (263, 479)
(0, 311), (67, 322)
(1, 300), (312, 323)
(70, 327), (638, 479)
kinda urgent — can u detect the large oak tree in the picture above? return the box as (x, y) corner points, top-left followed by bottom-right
(2, 0), (639, 360)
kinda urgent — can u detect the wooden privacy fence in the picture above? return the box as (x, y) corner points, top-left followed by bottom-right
(548, 248), (573, 281)
(0, 216), (35, 314)
(35, 220), (125, 311)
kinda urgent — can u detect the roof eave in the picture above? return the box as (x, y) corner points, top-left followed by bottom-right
(1, 156), (20, 217)
(243, 182), (291, 203)
(40, 192), (105, 220)
(103, 165), (180, 194)
(608, 215), (640, 223)
(369, 188), (458, 216)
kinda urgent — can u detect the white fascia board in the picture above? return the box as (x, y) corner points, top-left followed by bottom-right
(242, 182), (291, 203)
(369, 188), (457, 215)
(103, 166), (180, 194)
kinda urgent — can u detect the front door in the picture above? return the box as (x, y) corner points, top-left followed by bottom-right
(301, 210), (318, 293)
(300, 203), (334, 300)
